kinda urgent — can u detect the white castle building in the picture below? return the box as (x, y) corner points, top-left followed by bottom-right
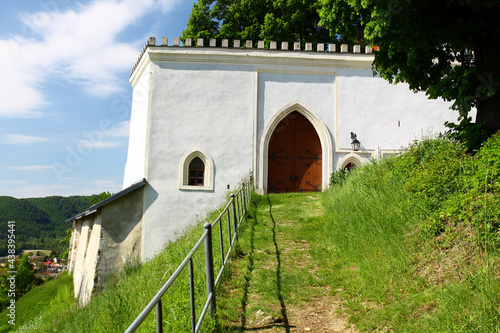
(67, 37), (458, 304)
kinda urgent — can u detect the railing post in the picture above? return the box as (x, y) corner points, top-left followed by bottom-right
(156, 299), (163, 333)
(227, 209), (233, 246)
(189, 259), (196, 333)
(236, 193), (241, 223)
(231, 194), (238, 238)
(241, 182), (246, 214)
(219, 216), (225, 263)
(204, 222), (216, 317)
(235, 192), (240, 223)
(249, 174), (253, 195)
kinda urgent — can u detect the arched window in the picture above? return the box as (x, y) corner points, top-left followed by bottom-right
(179, 149), (215, 191)
(343, 162), (356, 172)
(338, 153), (364, 174)
(188, 157), (205, 186)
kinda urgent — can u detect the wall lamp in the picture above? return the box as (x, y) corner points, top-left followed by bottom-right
(350, 132), (360, 151)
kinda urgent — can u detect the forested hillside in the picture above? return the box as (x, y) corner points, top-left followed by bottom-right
(0, 196), (92, 256)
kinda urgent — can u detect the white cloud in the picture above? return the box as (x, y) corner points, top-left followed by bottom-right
(78, 140), (122, 148)
(8, 165), (55, 171)
(0, 180), (27, 185)
(0, 177), (122, 198)
(76, 120), (129, 148)
(4, 134), (52, 144)
(71, 179), (123, 197)
(0, 0), (181, 117)
(0, 183), (74, 198)
(89, 178), (121, 188)
(104, 121), (130, 137)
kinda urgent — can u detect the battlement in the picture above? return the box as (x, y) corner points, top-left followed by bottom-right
(131, 37), (374, 75)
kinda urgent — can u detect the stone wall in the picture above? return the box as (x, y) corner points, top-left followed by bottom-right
(68, 185), (144, 305)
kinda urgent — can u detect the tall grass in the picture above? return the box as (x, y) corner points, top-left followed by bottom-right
(3, 136), (500, 332)
(1, 186), (249, 332)
(0, 272), (74, 333)
(316, 136), (500, 332)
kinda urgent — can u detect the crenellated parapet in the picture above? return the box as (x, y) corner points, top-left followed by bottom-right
(131, 37), (374, 74)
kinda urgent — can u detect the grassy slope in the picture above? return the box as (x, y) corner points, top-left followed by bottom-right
(3, 136), (500, 332)
(0, 194), (240, 332)
(217, 136), (500, 332)
(309, 142), (500, 331)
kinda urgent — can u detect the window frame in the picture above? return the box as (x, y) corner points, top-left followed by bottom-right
(179, 149), (214, 191)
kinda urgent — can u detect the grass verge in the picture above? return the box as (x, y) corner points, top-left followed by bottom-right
(0, 188), (248, 332)
(216, 136), (500, 332)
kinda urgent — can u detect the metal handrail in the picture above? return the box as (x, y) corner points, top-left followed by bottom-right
(125, 177), (253, 333)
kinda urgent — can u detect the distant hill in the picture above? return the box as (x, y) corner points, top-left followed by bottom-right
(0, 195), (93, 256)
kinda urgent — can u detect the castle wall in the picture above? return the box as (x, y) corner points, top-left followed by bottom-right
(336, 68), (457, 151)
(141, 62), (255, 259)
(69, 212), (101, 305)
(123, 63), (151, 188)
(256, 71), (337, 191)
(124, 40), (463, 261)
(68, 39), (471, 304)
(68, 186), (144, 304)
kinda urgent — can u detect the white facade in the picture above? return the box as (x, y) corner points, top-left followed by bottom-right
(123, 39), (458, 260)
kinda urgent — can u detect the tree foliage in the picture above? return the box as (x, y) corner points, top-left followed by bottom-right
(184, 0), (500, 146)
(183, 0), (335, 46)
(0, 254), (43, 308)
(89, 191), (112, 206)
(319, 0), (500, 140)
(0, 195), (92, 256)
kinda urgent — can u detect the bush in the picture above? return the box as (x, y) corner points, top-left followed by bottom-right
(473, 131), (500, 193)
(329, 168), (349, 187)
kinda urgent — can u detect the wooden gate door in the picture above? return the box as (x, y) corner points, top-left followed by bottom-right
(268, 111), (322, 193)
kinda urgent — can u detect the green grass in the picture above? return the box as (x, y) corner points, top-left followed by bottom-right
(0, 272), (74, 333)
(216, 192), (328, 331)
(1, 190), (248, 332)
(3, 136), (500, 332)
(216, 136), (500, 332)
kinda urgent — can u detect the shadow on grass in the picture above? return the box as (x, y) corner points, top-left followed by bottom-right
(267, 195), (290, 333)
(239, 199), (257, 330)
(229, 195), (290, 332)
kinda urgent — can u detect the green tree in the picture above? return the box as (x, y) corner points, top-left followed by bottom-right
(89, 191), (112, 206)
(16, 254), (43, 295)
(318, 0), (500, 141)
(183, 0), (334, 46)
(0, 254), (43, 307)
(60, 229), (72, 259)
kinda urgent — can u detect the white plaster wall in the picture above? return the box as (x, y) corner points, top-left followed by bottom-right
(123, 47), (466, 260)
(336, 68), (457, 151)
(123, 67), (151, 188)
(257, 72), (335, 135)
(71, 213), (101, 305)
(79, 215), (101, 305)
(142, 62), (255, 259)
(68, 188), (144, 304)
(71, 219), (89, 300)
(67, 220), (78, 274)
(256, 72), (336, 190)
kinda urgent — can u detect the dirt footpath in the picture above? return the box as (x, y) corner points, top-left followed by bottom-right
(220, 194), (358, 333)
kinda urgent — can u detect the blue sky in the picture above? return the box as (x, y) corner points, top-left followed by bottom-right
(0, 0), (194, 198)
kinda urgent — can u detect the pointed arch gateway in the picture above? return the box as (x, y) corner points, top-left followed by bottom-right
(267, 111), (322, 193)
